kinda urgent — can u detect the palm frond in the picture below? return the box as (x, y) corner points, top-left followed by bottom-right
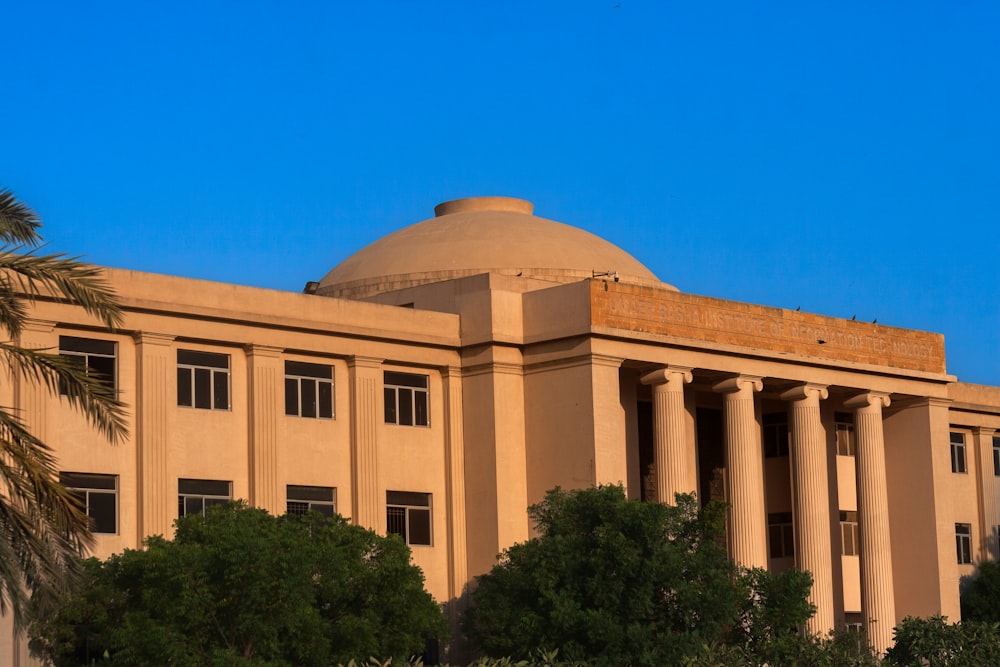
(0, 344), (128, 445)
(0, 190), (42, 247)
(0, 251), (123, 332)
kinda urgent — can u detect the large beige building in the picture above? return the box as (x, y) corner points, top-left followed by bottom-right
(3, 196), (1000, 661)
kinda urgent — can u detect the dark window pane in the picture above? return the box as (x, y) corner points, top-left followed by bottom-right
(205, 497), (229, 512)
(178, 367), (192, 406)
(414, 390), (428, 426)
(312, 503), (335, 518)
(386, 507), (406, 537)
(301, 379), (317, 418)
(288, 485), (333, 502)
(89, 355), (116, 389)
(769, 525), (782, 558)
(398, 388), (413, 426)
(409, 508), (431, 545)
(386, 491), (430, 507)
(59, 355), (87, 396)
(184, 497), (204, 516)
(287, 501), (309, 515)
(285, 378), (299, 416)
(61, 472), (116, 490)
(285, 361), (332, 379)
(178, 350), (229, 369)
(88, 492), (117, 534)
(213, 370), (229, 410)
(319, 381), (333, 418)
(384, 371), (428, 388)
(60, 336), (115, 355)
(179, 479), (231, 495)
(384, 388), (396, 423)
(194, 368), (211, 409)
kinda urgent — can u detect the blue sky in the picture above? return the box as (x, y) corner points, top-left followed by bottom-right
(3, 2), (998, 384)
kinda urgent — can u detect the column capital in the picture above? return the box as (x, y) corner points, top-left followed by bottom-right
(780, 383), (829, 403)
(973, 426), (998, 437)
(348, 355), (383, 370)
(845, 391), (891, 410)
(244, 344), (283, 358)
(713, 374), (763, 394)
(22, 319), (56, 334)
(641, 365), (693, 386)
(132, 331), (175, 347)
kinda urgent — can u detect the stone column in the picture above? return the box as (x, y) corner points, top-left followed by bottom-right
(641, 366), (694, 503)
(15, 320), (56, 447)
(974, 427), (999, 560)
(134, 332), (176, 540)
(845, 391), (895, 654)
(714, 375), (767, 569)
(781, 383), (835, 636)
(246, 345), (283, 515)
(348, 356), (382, 531)
(441, 365), (469, 659)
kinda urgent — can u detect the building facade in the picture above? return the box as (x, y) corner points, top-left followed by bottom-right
(3, 196), (999, 661)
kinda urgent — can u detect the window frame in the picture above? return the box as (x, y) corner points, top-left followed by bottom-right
(178, 478), (232, 517)
(835, 412), (857, 456)
(58, 335), (117, 394)
(284, 361), (334, 419)
(956, 523), (973, 565)
(767, 511), (794, 559)
(386, 491), (432, 546)
(177, 349), (231, 411)
(762, 413), (789, 458)
(993, 435), (1000, 477)
(60, 472), (118, 535)
(383, 371), (430, 427)
(840, 510), (859, 556)
(286, 484), (337, 517)
(950, 431), (967, 474)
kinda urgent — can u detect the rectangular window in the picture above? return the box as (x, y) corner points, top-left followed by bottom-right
(284, 361), (334, 419)
(60, 472), (118, 534)
(386, 491), (432, 546)
(286, 485), (336, 517)
(384, 371), (429, 427)
(59, 336), (117, 394)
(956, 523), (973, 564)
(178, 478), (231, 517)
(840, 510), (859, 556)
(835, 412), (856, 456)
(767, 512), (794, 559)
(762, 413), (789, 458)
(950, 432), (967, 474)
(177, 350), (230, 410)
(993, 436), (1000, 477)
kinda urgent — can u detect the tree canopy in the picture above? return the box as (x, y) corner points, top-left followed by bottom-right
(28, 503), (448, 666)
(0, 188), (128, 626)
(464, 485), (818, 667)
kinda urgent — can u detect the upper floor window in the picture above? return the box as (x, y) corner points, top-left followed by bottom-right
(177, 350), (230, 410)
(285, 361), (333, 419)
(384, 371), (429, 427)
(956, 523), (973, 564)
(767, 512), (794, 559)
(286, 484), (336, 517)
(386, 491), (431, 546)
(178, 478), (231, 517)
(840, 510), (859, 556)
(950, 432), (967, 474)
(59, 336), (116, 394)
(993, 436), (1000, 477)
(60, 472), (118, 534)
(762, 413), (789, 458)
(835, 412), (856, 456)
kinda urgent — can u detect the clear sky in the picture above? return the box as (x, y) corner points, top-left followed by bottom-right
(3, 2), (998, 384)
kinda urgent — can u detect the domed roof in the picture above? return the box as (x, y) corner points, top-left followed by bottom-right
(317, 197), (673, 299)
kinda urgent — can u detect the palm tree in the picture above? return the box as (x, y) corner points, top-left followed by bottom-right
(0, 189), (128, 627)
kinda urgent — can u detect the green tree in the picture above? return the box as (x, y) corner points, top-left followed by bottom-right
(884, 615), (1000, 666)
(464, 485), (816, 667)
(961, 560), (1000, 623)
(0, 189), (128, 625)
(28, 502), (448, 666)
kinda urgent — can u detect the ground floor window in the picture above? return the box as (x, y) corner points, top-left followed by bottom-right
(386, 491), (431, 546)
(178, 478), (231, 517)
(768, 512), (794, 559)
(286, 485), (336, 517)
(956, 523), (973, 564)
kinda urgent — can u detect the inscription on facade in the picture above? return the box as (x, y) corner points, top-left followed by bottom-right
(590, 282), (945, 374)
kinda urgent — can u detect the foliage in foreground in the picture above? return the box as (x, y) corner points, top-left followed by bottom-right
(464, 485), (821, 666)
(960, 558), (1000, 623)
(28, 503), (447, 666)
(0, 188), (129, 627)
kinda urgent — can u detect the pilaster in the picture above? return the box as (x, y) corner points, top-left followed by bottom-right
(974, 426), (999, 561)
(134, 332), (176, 541)
(441, 366), (469, 631)
(349, 356), (383, 531)
(246, 345), (283, 514)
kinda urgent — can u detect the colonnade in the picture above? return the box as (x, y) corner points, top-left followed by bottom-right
(641, 367), (896, 653)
